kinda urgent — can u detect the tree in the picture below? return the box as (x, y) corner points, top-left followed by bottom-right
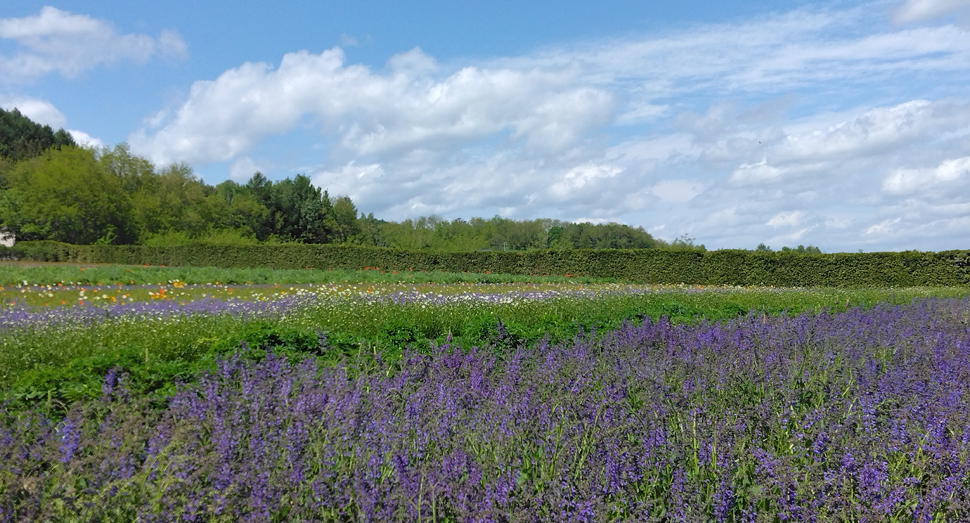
(261, 174), (336, 243)
(332, 196), (361, 243)
(99, 143), (155, 193)
(668, 234), (706, 251)
(0, 147), (136, 244)
(246, 172), (272, 203)
(780, 245), (822, 254)
(213, 180), (269, 238)
(356, 212), (387, 247)
(547, 225), (565, 249)
(0, 108), (77, 162)
(140, 163), (213, 238)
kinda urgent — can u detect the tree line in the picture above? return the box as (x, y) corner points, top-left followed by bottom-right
(0, 108), (679, 250)
(0, 107), (822, 252)
(0, 108), (76, 162)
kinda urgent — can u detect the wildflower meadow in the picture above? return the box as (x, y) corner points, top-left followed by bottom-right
(0, 263), (968, 521)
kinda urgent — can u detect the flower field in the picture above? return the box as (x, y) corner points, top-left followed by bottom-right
(1, 264), (969, 521)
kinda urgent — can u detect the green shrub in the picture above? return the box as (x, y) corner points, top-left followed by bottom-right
(11, 241), (970, 287)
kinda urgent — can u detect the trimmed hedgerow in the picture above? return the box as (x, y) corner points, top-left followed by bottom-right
(12, 241), (970, 287)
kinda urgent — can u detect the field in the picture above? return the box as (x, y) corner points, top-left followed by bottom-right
(1, 262), (969, 521)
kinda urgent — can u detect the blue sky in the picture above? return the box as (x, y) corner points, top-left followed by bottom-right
(2, 0), (968, 252)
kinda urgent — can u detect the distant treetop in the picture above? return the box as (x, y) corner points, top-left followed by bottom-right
(756, 243), (823, 253)
(0, 107), (77, 162)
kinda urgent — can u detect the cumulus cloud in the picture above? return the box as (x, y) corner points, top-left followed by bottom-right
(1, 95), (104, 147)
(866, 218), (902, 235)
(130, 47), (614, 166)
(894, 0), (970, 23)
(767, 211), (806, 228)
(229, 157), (263, 181)
(650, 180), (705, 203)
(0, 95), (66, 127)
(882, 156), (970, 194)
(680, 98), (970, 251)
(0, 6), (187, 82)
(129, 4), (969, 251)
(67, 129), (103, 148)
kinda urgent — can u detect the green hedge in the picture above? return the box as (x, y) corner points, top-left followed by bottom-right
(11, 241), (970, 287)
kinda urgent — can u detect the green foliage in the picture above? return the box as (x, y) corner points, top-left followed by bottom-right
(2, 285), (966, 411)
(0, 147), (138, 244)
(258, 173), (338, 243)
(0, 107), (77, 162)
(755, 243), (823, 253)
(141, 227), (262, 247)
(0, 111), (667, 252)
(667, 233), (706, 251)
(12, 241), (970, 287)
(781, 244), (822, 253)
(381, 215), (662, 251)
(0, 262), (613, 289)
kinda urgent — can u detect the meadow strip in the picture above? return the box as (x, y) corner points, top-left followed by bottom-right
(0, 262), (614, 288)
(2, 297), (969, 520)
(2, 285), (968, 406)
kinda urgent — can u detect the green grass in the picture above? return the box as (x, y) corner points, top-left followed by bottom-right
(2, 282), (968, 413)
(0, 261), (614, 287)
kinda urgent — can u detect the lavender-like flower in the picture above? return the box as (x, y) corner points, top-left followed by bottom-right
(0, 297), (968, 521)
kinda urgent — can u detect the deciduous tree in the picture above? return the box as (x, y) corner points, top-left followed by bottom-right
(0, 147), (136, 244)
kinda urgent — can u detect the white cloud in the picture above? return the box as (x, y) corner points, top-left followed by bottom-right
(229, 157), (262, 181)
(549, 163), (622, 200)
(1, 95), (102, 147)
(866, 218), (902, 235)
(882, 156), (970, 194)
(724, 99), (969, 189)
(641, 96), (969, 251)
(894, 0), (970, 23)
(501, 5), (970, 94)
(130, 47), (614, 166)
(0, 6), (187, 82)
(767, 211), (805, 228)
(935, 156), (970, 180)
(650, 180), (704, 202)
(615, 103), (668, 125)
(774, 100), (967, 163)
(0, 95), (66, 127)
(128, 4), (970, 252)
(311, 161), (386, 199)
(67, 129), (103, 148)
(825, 216), (852, 229)
(730, 158), (785, 184)
(157, 29), (189, 60)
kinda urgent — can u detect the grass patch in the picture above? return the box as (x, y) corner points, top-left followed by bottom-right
(0, 261), (615, 287)
(1, 283), (967, 413)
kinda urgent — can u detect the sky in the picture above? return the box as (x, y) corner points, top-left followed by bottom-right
(1, 1), (968, 252)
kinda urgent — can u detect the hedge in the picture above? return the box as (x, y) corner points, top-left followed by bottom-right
(9, 241), (970, 287)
